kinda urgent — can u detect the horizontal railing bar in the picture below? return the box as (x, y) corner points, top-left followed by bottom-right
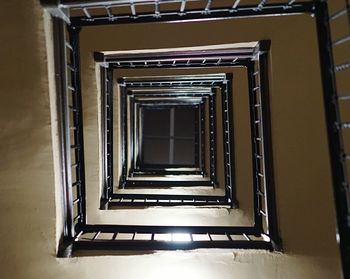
(73, 239), (272, 251)
(67, 2), (314, 27)
(92, 232), (100, 241)
(253, 86), (260, 91)
(109, 61), (246, 69)
(106, 6), (113, 18)
(333, 34), (350, 47)
(106, 55), (253, 64)
(73, 198), (80, 204)
(65, 41), (73, 50)
(342, 182), (350, 192)
(68, 85), (76, 91)
(232, 0), (241, 9)
(338, 95), (350, 101)
(83, 224), (258, 234)
(108, 200), (229, 207)
(131, 2), (136, 16)
(74, 215), (81, 222)
(243, 233), (251, 241)
(70, 145), (80, 149)
(50, 0), (307, 11)
(335, 62), (350, 72)
(257, 190), (265, 196)
(83, 7), (91, 18)
(111, 193), (226, 200)
(342, 154), (350, 160)
(256, 0), (267, 11)
(204, 0), (212, 13)
(122, 75), (227, 82)
(330, 7), (350, 21)
(340, 122), (350, 129)
(67, 64), (76, 72)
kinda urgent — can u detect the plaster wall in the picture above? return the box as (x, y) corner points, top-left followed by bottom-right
(0, 0), (342, 278)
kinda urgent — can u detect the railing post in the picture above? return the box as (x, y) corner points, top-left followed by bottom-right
(68, 25), (87, 227)
(315, 1), (350, 277)
(259, 45), (282, 251)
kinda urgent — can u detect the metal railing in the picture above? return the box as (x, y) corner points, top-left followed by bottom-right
(43, 1), (348, 268)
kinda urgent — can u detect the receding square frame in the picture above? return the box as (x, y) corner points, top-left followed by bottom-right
(131, 101), (203, 174)
(48, 25), (282, 255)
(132, 98), (206, 175)
(40, 0), (346, 259)
(119, 74), (232, 187)
(122, 87), (214, 188)
(108, 74), (234, 205)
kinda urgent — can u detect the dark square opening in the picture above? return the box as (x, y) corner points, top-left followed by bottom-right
(140, 105), (198, 167)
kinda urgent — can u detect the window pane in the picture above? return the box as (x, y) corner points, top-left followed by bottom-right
(142, 107), (170, 137)
(142, 138), (170, 165)
(173, 139), (196, 165)
(174, 106), (196, 138)
(140, 105), (198, 167)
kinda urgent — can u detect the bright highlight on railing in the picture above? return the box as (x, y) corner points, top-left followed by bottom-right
(172, 233), (192, 242)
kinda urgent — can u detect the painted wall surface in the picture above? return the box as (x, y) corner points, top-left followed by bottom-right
(0, 0), (342, 278)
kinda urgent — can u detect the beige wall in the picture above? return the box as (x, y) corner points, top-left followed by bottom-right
(0, 0), (342, 278)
